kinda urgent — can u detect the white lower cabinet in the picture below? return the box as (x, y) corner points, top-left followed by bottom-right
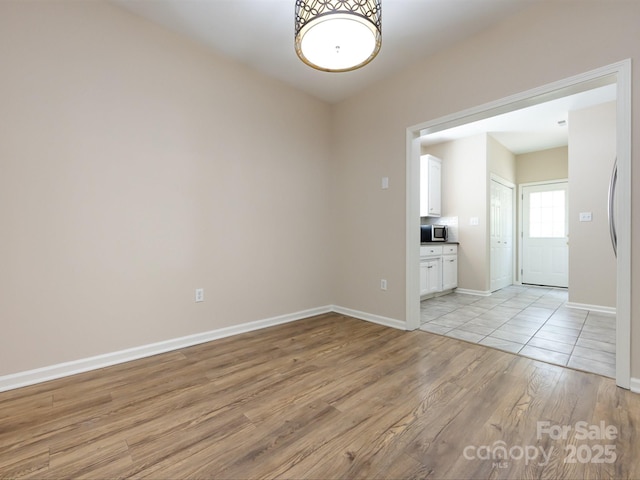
(420, 244), (457, 298)
(420, 257), (442, 296)
(442, 254), (458, 291)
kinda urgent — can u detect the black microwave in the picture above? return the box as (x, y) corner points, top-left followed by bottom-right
(421, 224), (447, 242)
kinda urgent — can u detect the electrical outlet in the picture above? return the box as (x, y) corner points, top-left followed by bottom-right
(380, 279), (387, 291)
(195, 288), (204, 302)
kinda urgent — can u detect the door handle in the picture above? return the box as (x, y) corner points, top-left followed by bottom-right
(608, 158), (617, 257)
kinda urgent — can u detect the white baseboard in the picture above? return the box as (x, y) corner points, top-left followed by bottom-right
(331, 305), (407, 330)
(454, 288), (492, 297)
(630, 377), (640, 394)
(0, 305), (333, 393)
(0, 304), (407, 393)
(565, 302), (617, 315)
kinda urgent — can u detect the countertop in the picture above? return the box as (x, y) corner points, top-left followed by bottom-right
(421, 241), (459, 245)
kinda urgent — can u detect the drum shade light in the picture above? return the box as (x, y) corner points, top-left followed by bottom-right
(295, 0), (382, 72)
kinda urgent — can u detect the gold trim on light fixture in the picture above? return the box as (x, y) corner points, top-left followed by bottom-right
(295, 0), (382, 73)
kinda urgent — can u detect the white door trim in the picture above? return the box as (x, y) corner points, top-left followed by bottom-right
(521, 181), (569, 287)
(491, 174), (515, 189)
(406, 59), (631, 389)
(517, 179), (569, 284)
(518, 179), (569, 287)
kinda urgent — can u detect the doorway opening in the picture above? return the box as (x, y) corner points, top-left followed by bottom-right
(406, 60), (631, 389)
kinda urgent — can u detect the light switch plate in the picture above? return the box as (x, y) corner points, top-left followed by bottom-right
(579, 212), (593, 222)
(381, 177), (389, 189)
(195, 288), (204, 302)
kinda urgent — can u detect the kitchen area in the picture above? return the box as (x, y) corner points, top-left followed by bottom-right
(419, 154), (459, 299)
(416, 91), (619, 379)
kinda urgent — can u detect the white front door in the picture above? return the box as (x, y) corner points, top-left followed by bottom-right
(490, 179), (514, 291)
(521, 182), (569, 287)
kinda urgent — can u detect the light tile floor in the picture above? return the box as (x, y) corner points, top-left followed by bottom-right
(420, 285), (616, 378)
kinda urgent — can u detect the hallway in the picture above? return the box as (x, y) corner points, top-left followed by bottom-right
(420, 285), (616, 378)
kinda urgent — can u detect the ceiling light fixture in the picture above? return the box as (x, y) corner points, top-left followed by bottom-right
(295, 0), (382, 73)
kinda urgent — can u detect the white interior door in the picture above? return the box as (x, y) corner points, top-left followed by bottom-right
(490, 179), (514, 291)
(522, 182), (569, 287)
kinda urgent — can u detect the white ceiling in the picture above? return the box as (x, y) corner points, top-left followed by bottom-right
(421, 83), (617, 154)
(112, 0), (617, 154)
(113, 0), (540, 104)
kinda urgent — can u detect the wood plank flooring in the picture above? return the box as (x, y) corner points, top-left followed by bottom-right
(1, 312), (639, 479)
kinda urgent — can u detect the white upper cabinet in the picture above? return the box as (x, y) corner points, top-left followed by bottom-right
(420, 154), (442, 217)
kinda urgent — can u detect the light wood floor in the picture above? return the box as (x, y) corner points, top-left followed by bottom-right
(2, 313), (639, 479)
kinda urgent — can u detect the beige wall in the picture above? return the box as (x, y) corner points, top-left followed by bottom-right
(488, 135), (516, 184)
(422, 135), (489, 292)
(0, 1), (333, 375)
(331, 1), (640, 377)
(517, 147), (569, 184)
(568, 102), (617, 307)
